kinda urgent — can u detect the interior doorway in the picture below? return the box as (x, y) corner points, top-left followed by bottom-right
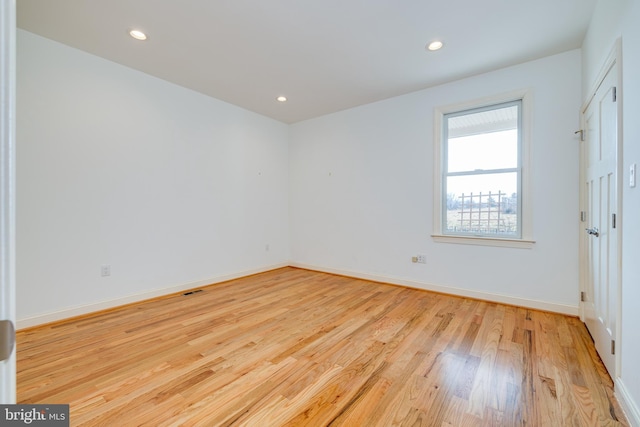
(579, 42), (622, 380)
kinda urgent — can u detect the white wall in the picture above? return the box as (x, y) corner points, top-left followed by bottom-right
(17, 30), (290, 326)
(583, 0), (640, 424)
(290, 50), (582, 314)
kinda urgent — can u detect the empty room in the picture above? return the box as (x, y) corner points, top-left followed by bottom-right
(2, 0), (640, 425)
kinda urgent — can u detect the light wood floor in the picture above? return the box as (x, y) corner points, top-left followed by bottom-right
(17, 267), (627, 426)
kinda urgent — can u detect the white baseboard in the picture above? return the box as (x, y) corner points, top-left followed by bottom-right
(616, 378), (640, 427)
(289, 262), (579, 316)
(16, 263), (289, 330)
(18, 261), (579, 329)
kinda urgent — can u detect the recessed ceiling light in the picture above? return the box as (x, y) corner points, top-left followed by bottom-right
(427, 41), (443, 51)
(276, 96), (287, 102)
(129, 30), (147, 41)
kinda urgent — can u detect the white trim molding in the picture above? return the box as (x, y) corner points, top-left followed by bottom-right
(578, 38), (624, 380)
(16, 263), (289, 330)
(289, 262), (578, 316)
(616, 378), (640, 427)
(0, 0), (17, 404)
(433, 89), (534, 247)
(18, 260), (581, 329)
(431, 234), (535, 249)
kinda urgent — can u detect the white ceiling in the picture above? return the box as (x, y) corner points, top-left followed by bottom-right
(17, 0), (596, 124)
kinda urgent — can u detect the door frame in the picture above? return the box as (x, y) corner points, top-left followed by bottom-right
(0, 0), (16, 403)
(579, 39), (623, 379)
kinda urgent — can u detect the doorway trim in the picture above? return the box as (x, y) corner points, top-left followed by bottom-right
(0, 0), (16, 403)
(579, 38), (623, 380)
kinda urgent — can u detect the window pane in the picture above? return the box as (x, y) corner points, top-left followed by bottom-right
(439, 99), (525, 240)
(445, 173), (518, 236)
(447, 129), (518, 173)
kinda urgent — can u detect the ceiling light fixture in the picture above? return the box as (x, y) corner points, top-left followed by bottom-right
(427, 40), (443, 51)
(276, 96), (287, 102)
(129, 30), (148, 41)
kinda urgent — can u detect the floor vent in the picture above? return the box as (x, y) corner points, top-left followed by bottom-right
(182, 289), (203, 296)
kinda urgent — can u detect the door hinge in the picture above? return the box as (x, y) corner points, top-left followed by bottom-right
(581, 211), (587, 222)
(580, 291), (586, 302)
(613, 87), (617, 102)
(611, 339), (616, 355)
(612, 213), (617, 229)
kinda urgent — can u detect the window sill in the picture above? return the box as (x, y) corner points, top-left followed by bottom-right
(431, 234), (535, 249)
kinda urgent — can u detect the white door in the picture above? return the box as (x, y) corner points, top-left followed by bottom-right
(581, 61), (619, 378)
(0, 0), (16, 403)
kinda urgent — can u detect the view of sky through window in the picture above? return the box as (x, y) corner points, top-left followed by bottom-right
(443, 102), (521, 236)
(446, 129), (518, 196)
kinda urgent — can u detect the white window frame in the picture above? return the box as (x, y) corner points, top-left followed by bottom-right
(432, 90), (534, 248)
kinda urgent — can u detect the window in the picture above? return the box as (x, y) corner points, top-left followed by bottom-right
(433, 92), (533, 247)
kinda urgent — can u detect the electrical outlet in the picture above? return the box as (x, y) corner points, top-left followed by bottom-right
(412, 254), (426, 264)
(265, 244), (270, 252)
(101, 265), (111, 277)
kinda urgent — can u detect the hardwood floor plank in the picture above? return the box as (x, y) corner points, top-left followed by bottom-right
(16, 267), (628, 426)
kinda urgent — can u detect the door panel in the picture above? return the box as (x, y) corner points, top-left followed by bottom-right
(582, 63), (618, 378)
